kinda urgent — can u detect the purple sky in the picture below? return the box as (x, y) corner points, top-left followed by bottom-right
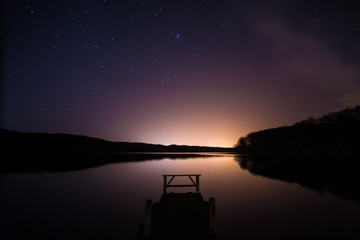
(1, 0), (360, 147)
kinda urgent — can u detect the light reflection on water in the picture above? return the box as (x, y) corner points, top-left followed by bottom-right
(1, 154), (359, 239)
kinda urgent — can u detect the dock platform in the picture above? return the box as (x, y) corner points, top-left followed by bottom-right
(139, 174), (219, 240)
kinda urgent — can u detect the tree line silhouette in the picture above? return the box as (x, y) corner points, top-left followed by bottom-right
(234, 105), (360, 203)
(0, 128), (233, 173)
(235, 105), (360, 157)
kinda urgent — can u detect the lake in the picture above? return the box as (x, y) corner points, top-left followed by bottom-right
(1, 154), (359, 239)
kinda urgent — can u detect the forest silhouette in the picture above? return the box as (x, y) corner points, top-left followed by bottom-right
(235, 105), (360, 157)
(235, 105), (360, 203)
(0, 128), (232, 173)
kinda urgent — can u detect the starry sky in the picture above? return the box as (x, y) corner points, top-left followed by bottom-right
(1, 0), (360, 147)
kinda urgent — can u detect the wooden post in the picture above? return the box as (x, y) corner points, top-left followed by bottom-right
(144, 199), (152, 237)
(196, 175), (200, 193)
(163, 175), (167, 194)
(209, 197), (216, 235)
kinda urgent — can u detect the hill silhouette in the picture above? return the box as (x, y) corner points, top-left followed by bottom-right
(0, 129), (233, 173)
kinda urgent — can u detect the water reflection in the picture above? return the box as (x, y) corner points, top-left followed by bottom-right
(0, 152), (220, 174)
(1, 154), (360, 240)
(234, 155), (360, 204)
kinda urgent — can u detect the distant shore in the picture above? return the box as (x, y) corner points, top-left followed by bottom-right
(0, 128), (234, 174)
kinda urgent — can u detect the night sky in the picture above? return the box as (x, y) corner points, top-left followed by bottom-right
(1, 0), (360, 147)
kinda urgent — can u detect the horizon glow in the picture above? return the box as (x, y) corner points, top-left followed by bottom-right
(1, 1), (360, 147)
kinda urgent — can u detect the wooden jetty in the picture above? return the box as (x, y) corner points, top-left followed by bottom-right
(139, 174), (220, 240)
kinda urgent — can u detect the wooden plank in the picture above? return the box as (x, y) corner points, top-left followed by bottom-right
(166, 184), (197, 187)
(162, 174), (201, 176)
(150, 193), (212, 239)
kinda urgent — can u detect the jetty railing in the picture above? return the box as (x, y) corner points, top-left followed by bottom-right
(141, 174), (218, 239)
(162, 174), (201, 194)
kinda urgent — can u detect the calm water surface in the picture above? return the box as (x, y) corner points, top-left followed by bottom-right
(1, 154), (359, 239)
